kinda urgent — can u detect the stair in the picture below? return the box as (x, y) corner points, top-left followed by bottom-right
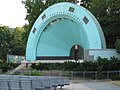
(8, 63), (26, 75)
(7, 61), (32, 75)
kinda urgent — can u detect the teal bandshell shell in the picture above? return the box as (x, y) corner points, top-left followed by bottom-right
(26, 2), (106, 61)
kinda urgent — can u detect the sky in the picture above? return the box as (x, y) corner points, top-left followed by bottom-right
(0, 0), (28, 28)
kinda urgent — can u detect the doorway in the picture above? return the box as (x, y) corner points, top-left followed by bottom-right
(70, 45), (84, 60)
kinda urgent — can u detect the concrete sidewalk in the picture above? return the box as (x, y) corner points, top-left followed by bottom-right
(55, 81), (120, 90)
(62, 83), (91, 90)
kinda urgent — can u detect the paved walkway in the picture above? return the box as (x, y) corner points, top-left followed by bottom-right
(55, 81), (120, 90)
(84, 81), (120, 90)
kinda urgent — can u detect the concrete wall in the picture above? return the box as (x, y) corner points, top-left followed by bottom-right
(87, 49), (120, 60)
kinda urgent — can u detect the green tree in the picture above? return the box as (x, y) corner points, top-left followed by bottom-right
(80, 0), (92, 9)
(22, 0), (46, 27)
(115, 39), (120, 53)
(22, 25), (30, 50)
(10, 27), (25, 55)
(0, 26), (12, 61)
(90, 0), (120, 48)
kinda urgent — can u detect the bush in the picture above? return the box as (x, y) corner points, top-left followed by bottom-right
(111, 75), (120, 80)
(97, 72), (104, 80)
(25, 69), (42, 76)
(30, 57), (120, 71)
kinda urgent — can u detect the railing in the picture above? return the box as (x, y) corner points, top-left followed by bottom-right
(16, 70), (120, 80)
(66, 71), (120, 80)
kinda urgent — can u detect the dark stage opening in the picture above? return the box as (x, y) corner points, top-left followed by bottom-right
(70, 45), (84, 60)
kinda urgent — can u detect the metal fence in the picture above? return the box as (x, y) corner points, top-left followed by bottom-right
(17, 70), (120, 80)
(65, 71), (120, 79)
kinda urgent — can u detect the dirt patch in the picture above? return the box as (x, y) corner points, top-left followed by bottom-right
(111, 81), (120, 86)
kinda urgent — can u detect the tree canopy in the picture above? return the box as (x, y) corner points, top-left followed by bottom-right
(0, 26), (25, 61)
(90, 0), (120, 48)
(10, 27), (25, 55)
(0, 26), (12, 61)
(115, 39), (120, 53)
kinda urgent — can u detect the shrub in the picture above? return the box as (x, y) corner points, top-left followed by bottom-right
(97, 71), (104, 80)
(30, 57), (120, 71)
(111, 75), (120, 80)
(25, 69), (42, 76)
